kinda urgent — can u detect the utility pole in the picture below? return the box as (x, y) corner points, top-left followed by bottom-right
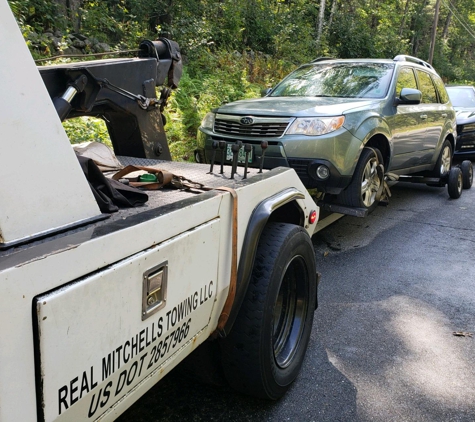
(428, 0), (441, 64)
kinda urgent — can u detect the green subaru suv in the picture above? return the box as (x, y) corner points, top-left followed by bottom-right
(196, 55), (456, 210)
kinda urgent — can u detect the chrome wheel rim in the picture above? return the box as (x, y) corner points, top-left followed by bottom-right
(361, 157), (381, 207)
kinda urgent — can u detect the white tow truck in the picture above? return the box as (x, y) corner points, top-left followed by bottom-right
(0, 1), (321, 420)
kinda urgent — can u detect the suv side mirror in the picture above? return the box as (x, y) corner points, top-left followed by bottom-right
(261, 88), (273, 97)
(396, 88), (422, 105)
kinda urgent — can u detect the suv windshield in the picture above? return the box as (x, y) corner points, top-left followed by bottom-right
(446, 87), (475, 107)
(270, 62), (394, 99)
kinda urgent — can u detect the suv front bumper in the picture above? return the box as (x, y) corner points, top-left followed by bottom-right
(287, 158), (352, 194)
(197, 128), (356, 194)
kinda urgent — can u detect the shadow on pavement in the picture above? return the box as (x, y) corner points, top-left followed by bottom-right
(118, 332), (358, 422)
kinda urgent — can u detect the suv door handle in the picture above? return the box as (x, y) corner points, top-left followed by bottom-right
(420, 114), (428, 119)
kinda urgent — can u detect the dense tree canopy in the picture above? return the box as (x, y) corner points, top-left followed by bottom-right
(9, 0), (475, 81)
(8, 0), (475, 158)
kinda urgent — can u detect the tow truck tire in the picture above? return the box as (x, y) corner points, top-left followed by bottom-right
(461, 160), (473, 189)
(338, 147), (383, 212)
(448, 167), (463, 199)
(221, 222), (316, 400)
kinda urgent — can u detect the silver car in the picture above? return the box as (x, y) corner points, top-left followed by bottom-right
(197, 55), (457, 210)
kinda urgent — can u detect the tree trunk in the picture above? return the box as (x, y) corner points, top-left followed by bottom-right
(328, 0), (337, 29)
(412, 37), (420, 56)
(316, 0), (326, 51)
(442, 11), (452, 39)
(409, 0), (429, 58)
(149, 0), (174, 34)
(399, 0), (411, 37)
(53, 0), (82, 32)
(68, 0), (83, 32)
(428, 0), (441, 64)
(370, 0), (378, 29)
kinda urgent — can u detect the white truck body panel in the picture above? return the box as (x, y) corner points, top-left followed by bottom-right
(0, 0), (101, 245)
(37, 220), (220, 422)
(0, 192), (226, 421)
(0, 2), (321, 419)
(0, 169), (317, 421)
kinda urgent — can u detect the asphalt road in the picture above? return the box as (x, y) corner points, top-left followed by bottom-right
(118, 176), (475, 422)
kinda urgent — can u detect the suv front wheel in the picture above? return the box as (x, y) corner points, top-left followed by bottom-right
(431, 139), (452, 178)
(338, 147), (383, 211)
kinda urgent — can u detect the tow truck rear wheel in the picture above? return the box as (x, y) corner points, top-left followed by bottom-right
(448, 167), (463, 199)
(461, 160), (473, 189)
(221, 222), (316, 400)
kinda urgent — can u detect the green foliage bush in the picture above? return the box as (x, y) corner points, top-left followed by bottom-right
(80, 1), (147, 44)
(165, 50), (293, 160)
(8, 0), (63, 32)
(62, 117), (112, 147)
(10, 0), (475, 161)
(8, 0), (65, 58)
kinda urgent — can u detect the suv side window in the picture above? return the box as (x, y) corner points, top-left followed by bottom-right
(395, 67), (417, 97)
(431, 74), (450, 104)
(415, 70), (438, 104)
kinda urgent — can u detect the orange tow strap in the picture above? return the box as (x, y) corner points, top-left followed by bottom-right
(213, 186), (238, 334)
(114, 165), (238, 334)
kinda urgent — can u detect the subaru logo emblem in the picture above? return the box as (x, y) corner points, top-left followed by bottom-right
(240, 116), (254, 125)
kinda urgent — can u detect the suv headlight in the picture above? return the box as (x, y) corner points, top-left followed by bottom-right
(286, 116), (345, 136)
(201, 112), (216, 130)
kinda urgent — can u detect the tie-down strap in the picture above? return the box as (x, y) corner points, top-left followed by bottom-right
(212, 186), (238, 335)
(112, 165), (238, 333)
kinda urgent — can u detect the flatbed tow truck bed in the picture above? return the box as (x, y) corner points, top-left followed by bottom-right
(0, 158), (279, 259)
(113, 157), (268, 210)
(0, 154), (339, 263)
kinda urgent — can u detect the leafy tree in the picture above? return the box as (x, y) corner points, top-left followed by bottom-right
(9, 0), (475, 158)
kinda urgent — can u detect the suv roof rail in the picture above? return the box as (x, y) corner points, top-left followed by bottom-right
(393, 55), (433, 70)
(311, 57), (336, 63)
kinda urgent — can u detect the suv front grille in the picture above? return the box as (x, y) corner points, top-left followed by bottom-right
(214, 120), (288, 137)
(214, 114), (292, 138)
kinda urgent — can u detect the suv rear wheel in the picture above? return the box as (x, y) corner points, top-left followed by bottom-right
(338, 147), (382, 211)
(432, 139), (452, 177)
